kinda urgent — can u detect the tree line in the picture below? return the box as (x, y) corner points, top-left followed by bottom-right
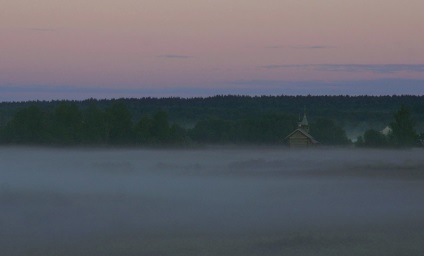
(0, 97), (421, 147)
(0, 103), (186, 145)
(0, 101), (351, 146)
(1, 95), (424, 130)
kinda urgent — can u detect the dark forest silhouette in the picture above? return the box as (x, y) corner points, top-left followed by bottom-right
(0, 95), (422, 146)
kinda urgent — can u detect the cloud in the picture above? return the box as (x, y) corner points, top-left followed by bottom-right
(291, 45), (335, 49)
(229, 79), (424, 95)
(261, 64), (303, 69)
(265, 45), (335, 49)
(157, 55), (193, 59)
(319, 64), (424, 73)
(260, 64), (424, 74)
(264, 45), (285, 49)
(28, 28), (58, 32)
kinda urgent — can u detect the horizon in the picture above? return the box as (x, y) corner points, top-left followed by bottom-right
(1, 93), (423, 104)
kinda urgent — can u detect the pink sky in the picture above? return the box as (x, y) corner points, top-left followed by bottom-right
(1, 0), (424, 100)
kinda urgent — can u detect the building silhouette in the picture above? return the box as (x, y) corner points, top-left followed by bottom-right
(284, 111), (318, 147)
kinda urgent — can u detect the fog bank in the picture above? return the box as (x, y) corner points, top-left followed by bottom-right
(1, 147), (424, 255)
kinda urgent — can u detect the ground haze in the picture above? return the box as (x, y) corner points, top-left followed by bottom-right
(1, 147), (424, 255)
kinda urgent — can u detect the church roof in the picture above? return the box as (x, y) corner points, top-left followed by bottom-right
(284, 128), (319, 144)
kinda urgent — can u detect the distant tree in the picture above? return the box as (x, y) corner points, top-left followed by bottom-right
(81, 103), (107, 144)
(105, 103), (133, 144)
(169, 123), (188, 144)
(4, 105), (48, 143)
(232, 114), (296, 144)
(389, 105), (417, 147)
(419, 133), (424, 147)
(188, 114), (297, 144)
(362, 129), (388, 147)
(135, 115), (153, 144)
(150, 111), (171, 142)
(51, 102), (82, 144)
(189, 118), (232, 143)
(355, 135), (364, 146)
(310, 118), (350, 145)
(135, 111), (187, 145)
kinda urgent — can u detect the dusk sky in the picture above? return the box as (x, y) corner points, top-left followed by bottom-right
(1, 0), (424, 100)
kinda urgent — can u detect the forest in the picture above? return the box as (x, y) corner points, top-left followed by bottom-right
(0, 95), (422, 146)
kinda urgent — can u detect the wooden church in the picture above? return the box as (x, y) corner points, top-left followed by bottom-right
(285, 112), (318, 147)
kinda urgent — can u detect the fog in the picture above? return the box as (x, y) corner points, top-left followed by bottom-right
(1, 146), (424, 255)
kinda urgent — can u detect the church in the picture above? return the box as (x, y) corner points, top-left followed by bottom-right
(284, 112), (319, 147)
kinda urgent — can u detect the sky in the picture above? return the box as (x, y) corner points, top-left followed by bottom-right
(1, 0), (424, 100)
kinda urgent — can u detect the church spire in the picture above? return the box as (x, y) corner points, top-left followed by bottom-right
(298, 108), (309, 133)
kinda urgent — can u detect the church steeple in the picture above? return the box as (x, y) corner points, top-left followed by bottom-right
(298, 108), (309, 133)
(285, 107), (318, 147)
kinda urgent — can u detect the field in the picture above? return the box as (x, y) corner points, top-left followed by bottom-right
(1, 147), (424, 255)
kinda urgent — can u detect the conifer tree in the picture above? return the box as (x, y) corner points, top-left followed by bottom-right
(389, 105), (417, 147)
